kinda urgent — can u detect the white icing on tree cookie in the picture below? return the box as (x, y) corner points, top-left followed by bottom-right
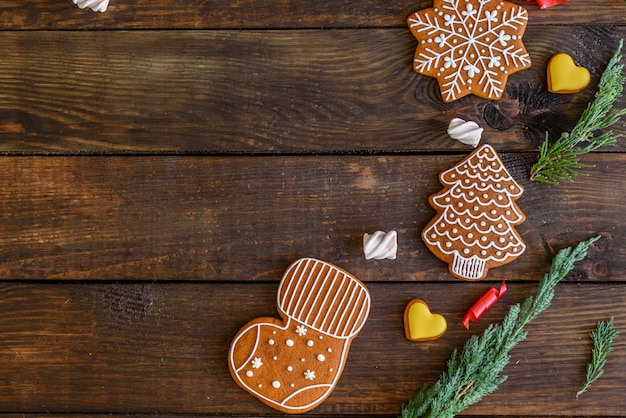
(408, 0), (531, 102)
(422, 144), (526, 280)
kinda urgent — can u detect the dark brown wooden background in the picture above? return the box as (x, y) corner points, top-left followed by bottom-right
(0, 0), (624, 417)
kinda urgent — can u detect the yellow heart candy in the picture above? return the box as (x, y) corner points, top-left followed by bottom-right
(403, 299), (447, 341)
(547, 53), (591, 94)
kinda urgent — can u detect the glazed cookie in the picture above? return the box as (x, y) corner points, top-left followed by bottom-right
(547, 53), (591, 94)
(408, 0), (532, 102)
(404, 299), (447, 342)
(421, 144), (526, 280)
(228, 258), (370, 414)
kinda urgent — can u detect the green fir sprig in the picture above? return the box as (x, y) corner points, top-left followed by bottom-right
(530, 40), (626, 185)
(401, 236), (600, 418)
(577, 317), (619, 398)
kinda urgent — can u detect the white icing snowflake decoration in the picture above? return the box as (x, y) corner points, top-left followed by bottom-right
(295, 325), (307, 336)
(304, 370), (316, 381)
(251, 357), (263, 369)
(408, 0), (531, 102)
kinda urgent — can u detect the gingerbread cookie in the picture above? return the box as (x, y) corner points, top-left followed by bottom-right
(228, 258), (370, 414)
(547, 53), (591, 94)
(403, 299), (447, 341)
(408, 0), (532, 102)
(421, 144), (526, 280)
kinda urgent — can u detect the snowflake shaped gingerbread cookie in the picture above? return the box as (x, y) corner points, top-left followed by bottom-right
(408, 0), (532, 102)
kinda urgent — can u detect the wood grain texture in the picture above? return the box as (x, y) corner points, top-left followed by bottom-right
(2, 0), (625, 29)
(0, 27), (623, 153)
(0, 282), (623, 415)
(1, 0), (624, 417)
(0, 154), (622, 282)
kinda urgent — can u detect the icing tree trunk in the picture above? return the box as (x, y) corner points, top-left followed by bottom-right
(422, 144), (526, 280)
(451, 254), (486, 280)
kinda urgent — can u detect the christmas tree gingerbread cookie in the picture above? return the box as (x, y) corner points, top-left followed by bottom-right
(422, 144), (526, 280)
(228, 258), (370, 414)
(408, 0), (532, 102)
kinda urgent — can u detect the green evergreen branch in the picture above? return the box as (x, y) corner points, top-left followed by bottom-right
(577, 317), (619, 398)
(401, 236), (600, 418)
(530, 40), (626, 185)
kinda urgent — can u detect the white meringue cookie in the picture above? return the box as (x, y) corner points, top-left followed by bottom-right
(363, 230), (397, 260)
(447, 118), (483, 148)
(73, 0), (109, 12)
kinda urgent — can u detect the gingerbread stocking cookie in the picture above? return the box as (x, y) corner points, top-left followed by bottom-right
(228, 258), (371, 414)
(422, 144), (526, 280)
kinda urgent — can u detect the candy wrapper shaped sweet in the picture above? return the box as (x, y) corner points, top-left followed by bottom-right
(527, 0), (569, 9)
(422, 145), (526, 280)
(463, 281), (507, 328)
(228, 258), (370, 414)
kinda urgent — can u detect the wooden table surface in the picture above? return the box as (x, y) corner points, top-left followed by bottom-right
(0, 0), (625, 417)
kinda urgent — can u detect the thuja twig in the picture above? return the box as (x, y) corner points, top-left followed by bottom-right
(577, 317), (619, 398)
(530, 40), (626, 185)
(401, 236), (600, 418)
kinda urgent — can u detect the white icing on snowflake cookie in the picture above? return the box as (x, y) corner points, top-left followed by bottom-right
(408, 0), (532, 102)
(421, 144), (526, 280)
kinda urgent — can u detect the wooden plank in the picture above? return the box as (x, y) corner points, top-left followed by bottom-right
(0, 27), (623, 153)
(0, 281), (623, 415)
(0, 154), (622, 282)
(3, 0), (625, 29)
(0, 413), (454, 418)
(0, 416), (598, 418)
